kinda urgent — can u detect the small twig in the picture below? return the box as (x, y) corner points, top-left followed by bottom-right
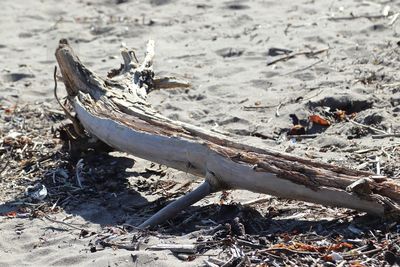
(44, 215), (84, 231)
(375, 156), (381, 175)
(176, 212), (199, 227)
(389, 12), (400, 25)
(46, 108), (65, 116)
(345, 246), (384, 258)
(381, 81), (400, 88)
(283, 59), (323, 75)
(372, 133), (400, 139)
(122, 223), (157, 234)
(244, 88), (322, 111)
(284, 23), (291, 35)
(243, 104), (278, 110)
(147, 244), (197, 254)
(275, 102), (282, 117)
(267, 48), (328, 66)
(302, 88), (324, 101)
(43, 17), (63, 33)
(53, 66), (85, 138)
(345, 244), (370, 256)
(242, 196), (272, 206)
(140, 40), (155, 70)
(10, 201), (43, 206)
(287, 134), (319, 139)
(236, 238), (266, 249)
(259, 247), (320, 255)
(348, 119), (388, 135)
(347, 143), (400, 153)
(351, 148), (378, 154)
(131, 50), (139, 63)
(75, 158), (84, 188)
(191, 224), (225, 237)
(328, 14), (386, 21)
(221, 255), (236, 267)
(0, 160), (10, 177)
(344, 238), (400, 259)
(102, 242), (139, 251)
(356, 162), (369, 171)
(207, 258), (226, 265)
(51, 198), (60, 211)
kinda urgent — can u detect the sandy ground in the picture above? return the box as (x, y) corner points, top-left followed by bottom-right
(1, 0), (400, 266)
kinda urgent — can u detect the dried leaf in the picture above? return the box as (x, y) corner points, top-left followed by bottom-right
(5, 211), (17, 218)
(322, 254), (333, 262)
(279, 233), (292, 243)
(296, 243), (319, 252)
(335, 110), (357, 121)
(330, 242), (353, 251)
(3, 104), (17, 114)
(335, 110), (346, 121)
(293, 242), (321, 252)
(309, 114), (331, 126)
(219, 190), (230, 205)
(186, 255), (196, 261)
(289, 124), (306, 135)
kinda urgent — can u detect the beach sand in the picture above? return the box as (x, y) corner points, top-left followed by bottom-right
(1, 0), (400, 266)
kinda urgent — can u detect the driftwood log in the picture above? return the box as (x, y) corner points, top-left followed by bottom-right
(55, 39), (400, 228)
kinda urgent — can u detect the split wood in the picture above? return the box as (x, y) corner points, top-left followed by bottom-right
(55, 39), (400, 229)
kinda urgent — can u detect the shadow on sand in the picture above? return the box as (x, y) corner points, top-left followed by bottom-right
(0, 139), (392, 241)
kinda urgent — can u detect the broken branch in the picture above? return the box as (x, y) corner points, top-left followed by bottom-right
(55, 40), (400, 228)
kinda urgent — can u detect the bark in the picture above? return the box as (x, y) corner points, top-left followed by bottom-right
(55, 39), (400, 228)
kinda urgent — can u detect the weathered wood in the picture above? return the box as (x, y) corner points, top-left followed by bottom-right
(55, 39), (400, 228)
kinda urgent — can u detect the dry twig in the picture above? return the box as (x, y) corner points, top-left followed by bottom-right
(267, 48), (329, 66)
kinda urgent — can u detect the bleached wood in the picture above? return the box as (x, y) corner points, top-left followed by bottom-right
(55, 39), (400, 228)
(139, 180), (212, 229)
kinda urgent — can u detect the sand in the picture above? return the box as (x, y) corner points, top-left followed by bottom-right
(1, 0), (400, 266)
